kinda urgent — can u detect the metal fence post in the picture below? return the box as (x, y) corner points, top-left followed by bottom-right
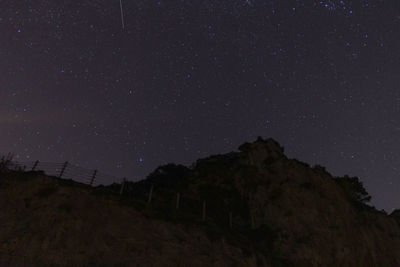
(229, 211), (233, 229)
(90, 170), (97, 186)
(59, 161), (68, 178)
(148, 184), (153, 203)
(31, 160), (39, 171)
(176, 192), (180, 210)
(119, 178), (126, 195)
(202, 200), (206, 222)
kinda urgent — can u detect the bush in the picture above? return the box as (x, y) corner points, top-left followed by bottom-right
(313, 164), (329, 175)
(0, 153), (13, 173)
(334, 175), (371, 206)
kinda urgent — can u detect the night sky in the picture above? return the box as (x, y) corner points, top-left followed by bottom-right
(2, 0), (400, 212)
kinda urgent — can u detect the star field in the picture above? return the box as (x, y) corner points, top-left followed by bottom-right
(1, 0), (400, 211)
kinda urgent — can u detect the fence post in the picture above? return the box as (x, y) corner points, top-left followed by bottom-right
(90, 170), (97, 186)
(176, 192), (180, 210)
(229, 212), (233, 229)
(148, 184), (153, 203)
(31, 160), (39, 171)
(59, 161), (68, 178)
(119, 178), (126, 195)
(202, 200), (206, 222)
(251, 213), (255, 229)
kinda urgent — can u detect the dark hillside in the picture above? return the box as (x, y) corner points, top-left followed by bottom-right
(1, 137), (400, 266)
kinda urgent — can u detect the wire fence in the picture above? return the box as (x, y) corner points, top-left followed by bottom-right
(8, 160), (124, 187)
(0, 158), (267, 264)
(4, 159), (256, 229)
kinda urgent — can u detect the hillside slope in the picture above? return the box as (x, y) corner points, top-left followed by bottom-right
(1, 137), (400, 266)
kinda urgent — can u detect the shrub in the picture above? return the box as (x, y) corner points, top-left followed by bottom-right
(313, 164), (329, 175)
(0, 153), (13, 173)
(334, 175), (371, 206)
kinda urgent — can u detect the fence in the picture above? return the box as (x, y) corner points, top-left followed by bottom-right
(7, 160), (124, 187)
(1, 158), (267, 264)
(3, 159), (259, 232)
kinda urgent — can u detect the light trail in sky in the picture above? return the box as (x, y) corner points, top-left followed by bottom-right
(119, 0), (125, 29)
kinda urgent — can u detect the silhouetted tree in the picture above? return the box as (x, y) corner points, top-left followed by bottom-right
(335, 175), (371, 205)
(146, 163), (190, 188)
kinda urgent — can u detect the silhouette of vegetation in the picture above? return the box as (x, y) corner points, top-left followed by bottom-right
(0, 153), (13, 173)
(291, 159), (310, 169)
(334, 175), (371, 207)
(146, 163), (191, 192)
(313, 164), (330, 176)
(2, 137), (393, 266)
(112, 163), (191, 201)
